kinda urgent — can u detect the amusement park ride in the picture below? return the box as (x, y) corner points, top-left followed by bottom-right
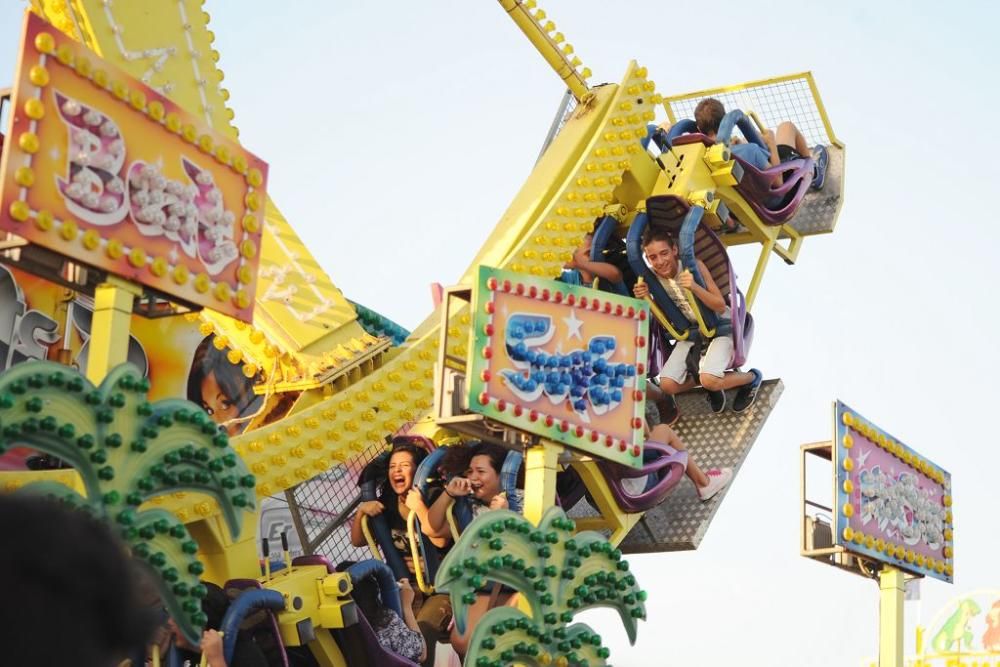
(0, 1), (951, 666)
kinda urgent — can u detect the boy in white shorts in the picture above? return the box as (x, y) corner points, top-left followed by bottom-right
(633, 226), (762, 419)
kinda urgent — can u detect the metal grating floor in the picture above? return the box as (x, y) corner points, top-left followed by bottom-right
(569, 380), (783, 552)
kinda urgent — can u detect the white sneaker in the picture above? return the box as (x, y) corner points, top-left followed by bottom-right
(697, 468), (733, 501)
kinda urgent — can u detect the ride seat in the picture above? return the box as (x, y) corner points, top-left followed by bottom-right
(597, 439), (688, 513)
(331, 560), (418, 667)
(627, 199), (754, 369)
(221, 579), (290, 667)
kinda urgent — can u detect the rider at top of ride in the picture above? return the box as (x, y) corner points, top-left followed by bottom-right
(692, 97), (829, 189)
(633, 226), (763, 418)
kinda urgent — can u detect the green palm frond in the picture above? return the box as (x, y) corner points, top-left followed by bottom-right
(435, 506), (646, 667)
(0, 361), (255, 644)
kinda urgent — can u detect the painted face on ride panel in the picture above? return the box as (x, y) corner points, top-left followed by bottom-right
(388, 450), (416, 496)
(643, 239), (679, 279)
(200, 371), (241, 435)
(466, 454), (501, 502)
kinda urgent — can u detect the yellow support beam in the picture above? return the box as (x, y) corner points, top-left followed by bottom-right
(523, 442), (562, 526)
(85, 276), (141, 384)
(879, 566), (905, 667)
(497, 0), (590, 101)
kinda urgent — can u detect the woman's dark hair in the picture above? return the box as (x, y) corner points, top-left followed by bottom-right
(0, 496), (156, 666)
(186, 335), (260, 415)
(352, 575), (392, 631)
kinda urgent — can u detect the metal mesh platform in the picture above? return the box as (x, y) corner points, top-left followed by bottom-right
(784, 146), (844, 237)
(569, 380), (783, 552)
(282, 438), (388, 567)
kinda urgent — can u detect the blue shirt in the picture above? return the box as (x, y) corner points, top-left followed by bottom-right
(731, 142), (771, 171)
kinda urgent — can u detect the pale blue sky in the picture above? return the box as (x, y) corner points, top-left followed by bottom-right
(2, 1), (999, 665)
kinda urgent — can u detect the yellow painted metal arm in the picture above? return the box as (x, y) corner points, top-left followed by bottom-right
(497, 0), (590, 101)
(359, 514), (383, 563)
(637, 278), (688, 341)
(445, 502), (461, 544)
(684, 291), (717, 339)
(406, 511), (433, 595)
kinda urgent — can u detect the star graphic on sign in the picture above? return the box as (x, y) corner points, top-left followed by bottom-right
(857, 448), (871, 468)
(562, 308), (583, 340)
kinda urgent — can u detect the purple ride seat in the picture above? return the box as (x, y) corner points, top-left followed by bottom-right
(663, 124), (814, 225)
(597, 440), (688, 513)
(223, 578), (290, 667)
(289, 556), (419, 667)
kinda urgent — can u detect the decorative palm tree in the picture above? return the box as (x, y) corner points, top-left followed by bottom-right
(0, 361), (255, 644)
(436, 506), (646, 667)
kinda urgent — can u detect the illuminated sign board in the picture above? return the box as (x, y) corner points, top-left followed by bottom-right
(466, 266), (650, 468)
(0, 13), (267, 322)
(834, 400), (953, 582)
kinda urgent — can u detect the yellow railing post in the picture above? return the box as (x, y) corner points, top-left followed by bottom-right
(523, 442), (562, 526)
(879, 566), (905, 667)
(85, 276), (141, 384)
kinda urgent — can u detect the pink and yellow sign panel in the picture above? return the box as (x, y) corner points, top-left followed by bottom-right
(0, 13), (267, 322)
(834, 400), (954, 582)
(466, 266), (650, 468)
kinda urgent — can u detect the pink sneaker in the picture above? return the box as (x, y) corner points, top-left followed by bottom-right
(697, 468), (733, 501)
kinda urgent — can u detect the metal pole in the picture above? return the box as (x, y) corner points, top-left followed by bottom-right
(879, 565), (905, 667)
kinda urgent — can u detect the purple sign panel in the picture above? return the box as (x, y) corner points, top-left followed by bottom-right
(834, 400), (953, 583)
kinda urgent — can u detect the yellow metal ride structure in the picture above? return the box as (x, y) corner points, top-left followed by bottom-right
(0, 1), (845, 665)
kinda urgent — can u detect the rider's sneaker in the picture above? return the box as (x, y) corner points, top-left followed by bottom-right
(732, 369), (763, 413)
(698, 467), (733, 501)
(706, 389), (726, 414)
(657, 395), (680, 426)
(811, 145), (829, 190)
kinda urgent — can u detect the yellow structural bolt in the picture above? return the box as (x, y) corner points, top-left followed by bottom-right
(842, 479), (854, 494)
(842, 457), (853, 472)
(150, 257), (168, 277)
(34, 32), (55, 53)
(59, 220), (78, 241)
(14, 166), (35, 187)
(842, 502), (854, 518)
(842, 526), (854, 542)
(29, 65), (49, 87)
(19, 132), (40, 154)
(194, 273), (211, 293)
(172, 264), (190, 285)
(240, 240), (257, 259)
(7, 199), (31, 222)
(35, 210), (53, 230)
(148, 100), (166, 121)
(55, 44), (73, 65)
(213, 282), (231, 302)
(92, 69), (108, 87)
(842, 434), (853, 449)
(237, 264), (253, 285)
(233, 155), (248, 174)
(112, 80), (128, 100)
(106, 238), (124, 259)
(198, 134), (214, 154)
(235, 290), (250, 309)
(23, 98), (45, 120)
(128, 247), (147, 268)
(82, 230), (100, 250)
(247, 168), (264, 187)
(129, 89), (147, 111)
(166, 112), (182, 133)
(242, 214), (260, 234)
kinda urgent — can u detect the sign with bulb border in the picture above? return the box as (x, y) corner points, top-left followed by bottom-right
(466, 265), (650, 468)
(0, 12), (267, 322)
(833, 400), (953, 583)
